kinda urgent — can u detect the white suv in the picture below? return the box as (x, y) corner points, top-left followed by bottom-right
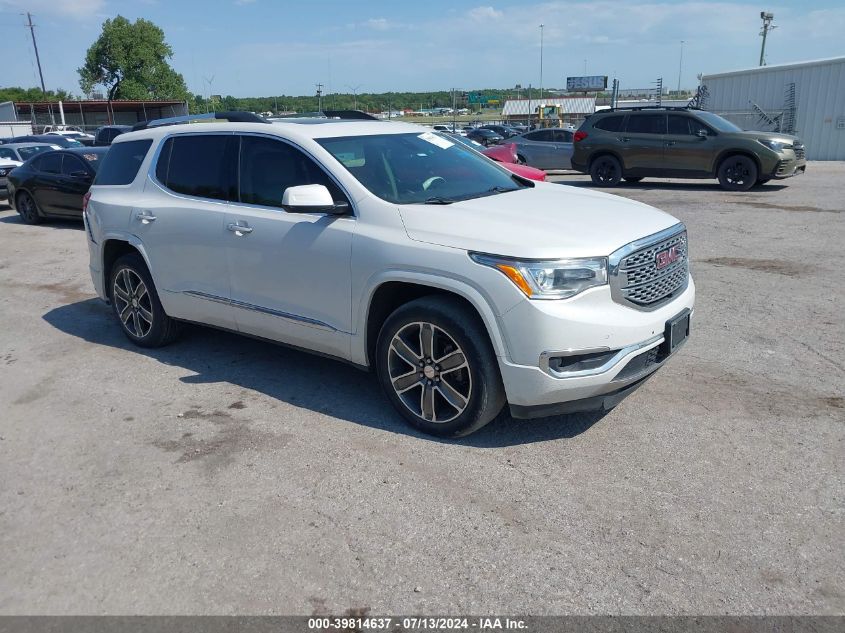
(83, 112), (694, 437)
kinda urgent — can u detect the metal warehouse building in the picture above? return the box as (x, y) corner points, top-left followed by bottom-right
(701, 56), (845, 160)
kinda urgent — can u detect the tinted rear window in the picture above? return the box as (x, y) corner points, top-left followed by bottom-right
(95, 140), (152, 185)
(594, 115), (625, 132)
(155, 135), (236, 201)
(625, 114), (666, 134)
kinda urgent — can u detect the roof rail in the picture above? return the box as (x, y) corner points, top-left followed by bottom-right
(601, 105), (702, 113)
(131, 111), (270, 131)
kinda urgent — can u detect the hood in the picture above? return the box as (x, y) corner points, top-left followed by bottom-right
(732, 130), (802, 145)
(0, 160), (23, 169)
(399, 182), (680, 259)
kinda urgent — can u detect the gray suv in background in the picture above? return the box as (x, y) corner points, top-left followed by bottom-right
(571, 107), (806, 191)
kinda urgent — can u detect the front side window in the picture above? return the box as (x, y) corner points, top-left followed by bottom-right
(237, 136), (347, 208)
(667, 115), (694, 135)
(61, 155), (87, 176)
(318, 132), (528, 205)
(625, 114), (666, 135)
(155, 135), (236, 201)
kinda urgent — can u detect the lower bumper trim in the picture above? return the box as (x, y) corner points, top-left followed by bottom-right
(508, 374), (653, 419)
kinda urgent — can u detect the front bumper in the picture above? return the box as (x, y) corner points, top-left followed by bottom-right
(770, 157), (807, 179)
(495, 277), (695, 417)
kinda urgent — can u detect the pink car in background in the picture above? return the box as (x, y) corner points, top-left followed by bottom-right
(451, 137), (546, 181)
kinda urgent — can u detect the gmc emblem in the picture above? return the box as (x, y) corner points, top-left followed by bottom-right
(655, 245), (680, 270)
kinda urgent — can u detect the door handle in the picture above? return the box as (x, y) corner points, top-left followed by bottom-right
(665, 141), (676, 146)
(227, 222), (253, 236)
(619, 137), (630, 143)
(135, 211), (157, 224)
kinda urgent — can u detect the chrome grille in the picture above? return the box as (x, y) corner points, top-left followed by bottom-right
(609, 226), (689, 311)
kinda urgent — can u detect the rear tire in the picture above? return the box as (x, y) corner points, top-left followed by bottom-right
(109, 253), (180, 348)
(376, 296), (506, 438)
(16, 191), (42, 225)
(516, 154), (527, 165)
(717, 155), (758, 191)
(589, 155), (622, 187)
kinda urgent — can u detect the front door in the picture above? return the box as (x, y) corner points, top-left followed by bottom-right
(618, 113), (666, 173)
(224, 135), (355, 360)
(664, 114), (715, 174)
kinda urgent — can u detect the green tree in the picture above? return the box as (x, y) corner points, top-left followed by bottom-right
(0, 86), (75, 102)
(78, 16), (188, 101)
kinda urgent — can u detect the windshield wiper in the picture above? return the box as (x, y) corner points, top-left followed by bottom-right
(488, 186), (518, 194)
(423, 196), (455, 204)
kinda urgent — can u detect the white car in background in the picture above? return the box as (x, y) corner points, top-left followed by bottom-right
(0, 158), (23, 200)
(84, 112), (694, 437)
(45, 129), (95, 144)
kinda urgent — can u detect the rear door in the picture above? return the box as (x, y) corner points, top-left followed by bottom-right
(619, 113), (666, 172)
(665, 114), (714, 174)
(135, 133), (238, 330)
(514, 130), (556, 168)
(550, 129), (574, 169)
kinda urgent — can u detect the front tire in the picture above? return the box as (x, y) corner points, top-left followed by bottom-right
(590, 155), (622, 187)
(109, 253), (180, 348)
(717, 155), (758, 191)
(16, 191), (42, 225)
(376, 296), (505, 438)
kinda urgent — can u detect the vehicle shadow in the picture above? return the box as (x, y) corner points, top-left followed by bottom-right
(553, 177), (789, 192)
(0, 212), (84, 230)
(42, 299), (607, 447)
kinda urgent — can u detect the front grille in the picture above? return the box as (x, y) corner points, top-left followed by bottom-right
(610, 228), (689, 310)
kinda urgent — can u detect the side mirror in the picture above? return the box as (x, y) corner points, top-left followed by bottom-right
(282, 184), (349, 215)
(696, 129), (709, 138)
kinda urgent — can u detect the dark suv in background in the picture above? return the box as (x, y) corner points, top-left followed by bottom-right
(571, 107), (806, 191)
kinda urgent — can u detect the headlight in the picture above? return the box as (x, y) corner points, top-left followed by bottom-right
(470, 253), (607, 299)
(758, 139), (791, 152)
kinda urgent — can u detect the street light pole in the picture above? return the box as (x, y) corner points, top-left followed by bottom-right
(677, 40), (685, 93)
(759, 11), (775, 66)
(539, 24), (545, 102)
(346, 84), (361, 110)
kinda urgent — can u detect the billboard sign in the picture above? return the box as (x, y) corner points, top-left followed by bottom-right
(566, 76), (607, 91)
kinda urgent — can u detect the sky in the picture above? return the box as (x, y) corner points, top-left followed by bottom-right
(1, 0), (844, 98)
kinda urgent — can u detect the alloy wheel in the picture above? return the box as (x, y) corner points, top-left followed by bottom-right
(724, 160), (751, 186)
(113, 268), (154, 338)
(387, 322), (472, 423)
(595, 159), (618, 183)
(18, 194), (38, 223)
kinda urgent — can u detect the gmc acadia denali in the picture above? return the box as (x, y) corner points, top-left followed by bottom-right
(83, 112), (695, 437)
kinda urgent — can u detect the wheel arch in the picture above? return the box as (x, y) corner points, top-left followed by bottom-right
(588, 150), (626, 173)
(712, 149), (763, 178)
(100, 236), (154, 299)
(358, 274), (508, 369)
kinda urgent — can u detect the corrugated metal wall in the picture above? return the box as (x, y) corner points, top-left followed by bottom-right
(702, 57), (845, 160)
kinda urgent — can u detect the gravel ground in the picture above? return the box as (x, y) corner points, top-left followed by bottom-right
(0, 164), (842, 615)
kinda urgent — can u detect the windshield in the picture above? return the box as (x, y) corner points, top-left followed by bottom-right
(317, 132), (528, 204)
(18, 145), (54, 160)
(695, 111), (743, 133)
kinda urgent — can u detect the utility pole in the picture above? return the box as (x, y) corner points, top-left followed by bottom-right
(759, 11), (775, 66)
(24, 13), (47, 94)
(677, 40), (685, 93)
(346, 84), (361, 110)
(316, 83), (323, 112)
(539, 24), (544, 102)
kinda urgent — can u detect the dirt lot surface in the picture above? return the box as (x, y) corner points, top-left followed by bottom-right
(0, 164), (842, 615)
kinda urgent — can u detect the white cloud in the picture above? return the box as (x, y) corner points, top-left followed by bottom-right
(467, 6), (503, 21)
(0, 0), (104, 18)
(365, 18), (391, 31)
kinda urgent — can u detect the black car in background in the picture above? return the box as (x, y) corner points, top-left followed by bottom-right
(94, 125), (131, 146)
(3, 134), (84, 148)
(479, 124), (519, 139)
(466, 128), (504, 146)
(6, 147), (108, 224)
